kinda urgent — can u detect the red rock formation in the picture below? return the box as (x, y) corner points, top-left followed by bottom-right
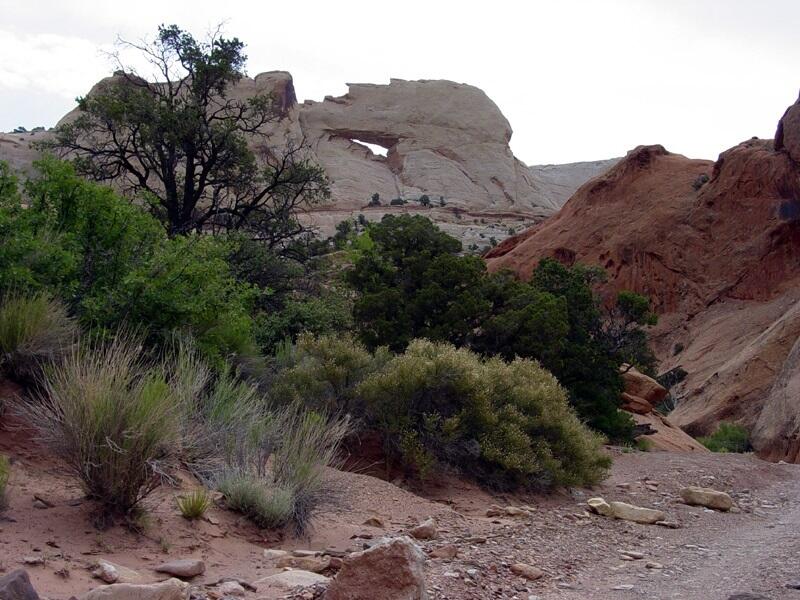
(487, 95), (800, 462)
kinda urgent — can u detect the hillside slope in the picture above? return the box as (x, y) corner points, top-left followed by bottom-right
(487, 94), (800, 462)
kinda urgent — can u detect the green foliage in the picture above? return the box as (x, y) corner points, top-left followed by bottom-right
(0, 292), (76, 378)
(0, 454), (9, 512)
(699, 423), (750, 453)
(255, 296), (352, 356)
(44, 25), (329, 238)
(218, 475), (294, 529)
(20, 334), (185, 519)
(369, 192), (381, 206)
(176, 488), (212, 520)
(0, 159), (257, 366)
(270, 333), (389, 415)
(345, 217), (649, 442)
(356, 339), (610, 489)
(348, 215), (486, 351)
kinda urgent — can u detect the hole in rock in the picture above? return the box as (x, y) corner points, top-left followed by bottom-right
(350, 139), (389, 157)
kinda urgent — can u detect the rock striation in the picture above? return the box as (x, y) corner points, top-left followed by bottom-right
(487, 92), (800, 463)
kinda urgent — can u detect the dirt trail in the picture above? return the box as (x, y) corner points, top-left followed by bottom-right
(2, 399), (799, 600)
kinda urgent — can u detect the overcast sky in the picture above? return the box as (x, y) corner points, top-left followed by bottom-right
(1, 0), (798, 164)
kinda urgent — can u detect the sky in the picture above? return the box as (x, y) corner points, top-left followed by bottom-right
(1, 0), (798, 165)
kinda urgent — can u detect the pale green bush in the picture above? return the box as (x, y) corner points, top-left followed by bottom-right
(357, 339), (610, 489)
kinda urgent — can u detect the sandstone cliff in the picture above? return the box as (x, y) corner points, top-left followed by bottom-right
(1, 72), (612, 244)
(487, 94), (800, 462)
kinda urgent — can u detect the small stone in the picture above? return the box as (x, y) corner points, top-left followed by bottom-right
(22, 556), (44, 566)
(276, 555), (330, 573)
(291, 549), (318, 557)
(510, 563), (543, 581)
(619, 550), (644, 560)
(362, 516), (385, 528)
(91, 561), (119, 583)
(409, 517), (437, 540)
(656, 520), (681, 529)
(728, 595), (770, 600)
(155, 559), (205, 579)
(32, 499), (49, 510)
(429, 544), (458, 559)
(613, 584), (634, 590)
(255, 570), (329, 591)
(466, 569), (479, 579)
(217, 580), (246, 597)
(645, 562), (664, 569)
(443, 571), (460, 578)
(263, 548), (289, 560)
(786, 581), (800, 589)
(680, 486), (734, 511)
(82, 578), (188, 600)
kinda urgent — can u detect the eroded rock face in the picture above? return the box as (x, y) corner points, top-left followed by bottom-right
(324, 536), (427, 600)
(486, 92), (800, 462)
(1, 72), (614, 245)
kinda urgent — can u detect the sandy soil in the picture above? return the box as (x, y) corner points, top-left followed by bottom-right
(2, 400), (799, 599)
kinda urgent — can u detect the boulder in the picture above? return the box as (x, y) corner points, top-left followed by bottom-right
(324, 537), (427, 600)
(262, 548), (289, 560)
(80, 578), (188, 600)
(154, 559), (205, 579)
(679, 486), (734, 511)
(587, 497), (666, 524)
(409, 517), (437, 540)
(256, 570), (330, 591)
(0, 570), (40, 600)
(620, 367), (667, 406)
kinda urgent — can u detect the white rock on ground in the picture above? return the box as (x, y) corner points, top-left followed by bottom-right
(680, 486), (734, 511)
(79, 578), (188, 600)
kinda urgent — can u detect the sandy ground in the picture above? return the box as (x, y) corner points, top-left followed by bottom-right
(2, 399), (799, 599)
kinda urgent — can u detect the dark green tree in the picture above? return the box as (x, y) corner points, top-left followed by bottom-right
(44, 25), (329, 244)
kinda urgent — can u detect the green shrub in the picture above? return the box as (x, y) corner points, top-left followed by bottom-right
(176, 488), (212, 520)
(255, 296), (352, 356)
(0, 292), (75, 378)
(270, 333), (389, 415)
(218, 474), (294, 529)
(356, 339), (610, 489)
(212, 405), (349, 534)
(0, 454), (9, 511)
(0, 159), (258, 367)
(20, 334), (185, 520)
(699, 423), (750, 453)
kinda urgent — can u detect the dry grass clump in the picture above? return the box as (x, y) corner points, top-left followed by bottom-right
(176, 488), (211, 520)
(0, 292), (75, 378)
(19, 333), (184, 521)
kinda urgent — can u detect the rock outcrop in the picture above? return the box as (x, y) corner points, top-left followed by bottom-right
(1, 72), (613, 246)
(487, 92), (800, 462)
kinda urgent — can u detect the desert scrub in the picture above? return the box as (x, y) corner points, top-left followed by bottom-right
(0, 292), (75, 378)
(699, 423), (750, 453)
(20, 334), (185, 521)
(176, 488), (211, 520)
(269, 333), (390, 415)
(0, 454), (9, 511)
(214, 406), (349, 534)
(357, 339), (610, 489)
